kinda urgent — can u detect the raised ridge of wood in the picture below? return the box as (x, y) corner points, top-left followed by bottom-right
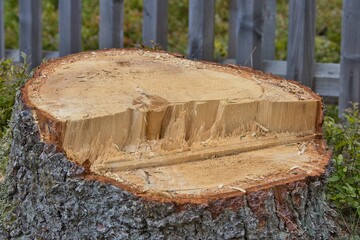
(97, 134), (316, 172)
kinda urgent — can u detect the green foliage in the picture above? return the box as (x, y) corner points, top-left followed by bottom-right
(0, 57), (30, 227)
(0, 56), (30, 139)
(0, 56), (30, 177)
(324, 104), (360, 218)
(0, 127), (11, 176)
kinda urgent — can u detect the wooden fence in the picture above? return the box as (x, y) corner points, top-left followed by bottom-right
(0, 0), (359, 113)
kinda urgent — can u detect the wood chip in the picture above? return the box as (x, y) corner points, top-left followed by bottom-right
(297, 143), (307, 155)
(138, 169), (151, 184)
(201, 137), (212, 145)
(229, 186), (246, 193)
(302, 163), (315, 168)
(113, 143), (121, 152)
(141, 188), (150, 193)
(290, 166), (300, 170)
(245, 176), (261, 181)
(289, 166), (306, 171)
(102, 69), (111, 73)
(166, 187), (204, 193)
(254, 121), (269, 132)
(158, 191), (173, 198)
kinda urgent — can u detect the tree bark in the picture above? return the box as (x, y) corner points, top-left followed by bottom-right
(1, 49), (339, 239)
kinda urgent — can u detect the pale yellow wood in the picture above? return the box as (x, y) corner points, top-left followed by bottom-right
(97, 134), (316, 172)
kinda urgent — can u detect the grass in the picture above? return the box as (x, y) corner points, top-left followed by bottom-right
(324, 104), (360, 237)
(0, 128), (10, 177)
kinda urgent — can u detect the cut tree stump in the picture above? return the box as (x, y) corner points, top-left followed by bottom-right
(2, 49), (338, 239)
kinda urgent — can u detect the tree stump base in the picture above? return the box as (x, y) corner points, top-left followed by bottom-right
(2, 49), (338, 239)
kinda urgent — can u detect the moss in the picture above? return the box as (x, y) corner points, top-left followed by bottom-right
(0, 127), (11, 176)
(0, 129), (12, 226)
(0, 181), (10, 223)
(0, 167), (19, 229)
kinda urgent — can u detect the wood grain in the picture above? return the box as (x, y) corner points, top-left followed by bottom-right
(98, 135), (316, 172)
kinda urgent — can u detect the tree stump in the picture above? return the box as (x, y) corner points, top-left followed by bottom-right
(3, 49), (338, 239)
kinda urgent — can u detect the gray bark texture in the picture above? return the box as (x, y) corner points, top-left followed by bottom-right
(0, 93), (340, 239)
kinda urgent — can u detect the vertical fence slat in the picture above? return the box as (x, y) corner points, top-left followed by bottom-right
(261, 0), (276, 60)
(19, 0), (42, 68)
(59, 0), (82, 57)
(0, 0), (4, 59)
(228, 0), (237, 58)
(188, 0), (215, 61)
(143, 0), (168, 50)
(236, 0), (264, 69)
(100, 0), (124, 49)
(286, 0), (316, 87)
(339, 0), (360, 113)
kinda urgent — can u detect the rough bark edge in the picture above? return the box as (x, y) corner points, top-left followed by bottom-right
(0, 93), (341, 239)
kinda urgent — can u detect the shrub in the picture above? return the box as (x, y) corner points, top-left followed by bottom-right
(0, 56), (30, 139)
(0, 56), (30, 175)
(324, 104), (360, 217)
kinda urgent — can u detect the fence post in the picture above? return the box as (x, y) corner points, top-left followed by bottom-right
(236, 0), (264, 69)
(228, 0), (237, 59)
(262, 0), (276, 60)
(142, 0), (168, 50)
(188, 0), (215, 61)
(19, 0), (42, 68)
(0, 0), (4, 59)
(286, 0), (316, 88)
(59, 0), (82, 57)
(339, 0), (360, 113)
(100, 0), (124, 49)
